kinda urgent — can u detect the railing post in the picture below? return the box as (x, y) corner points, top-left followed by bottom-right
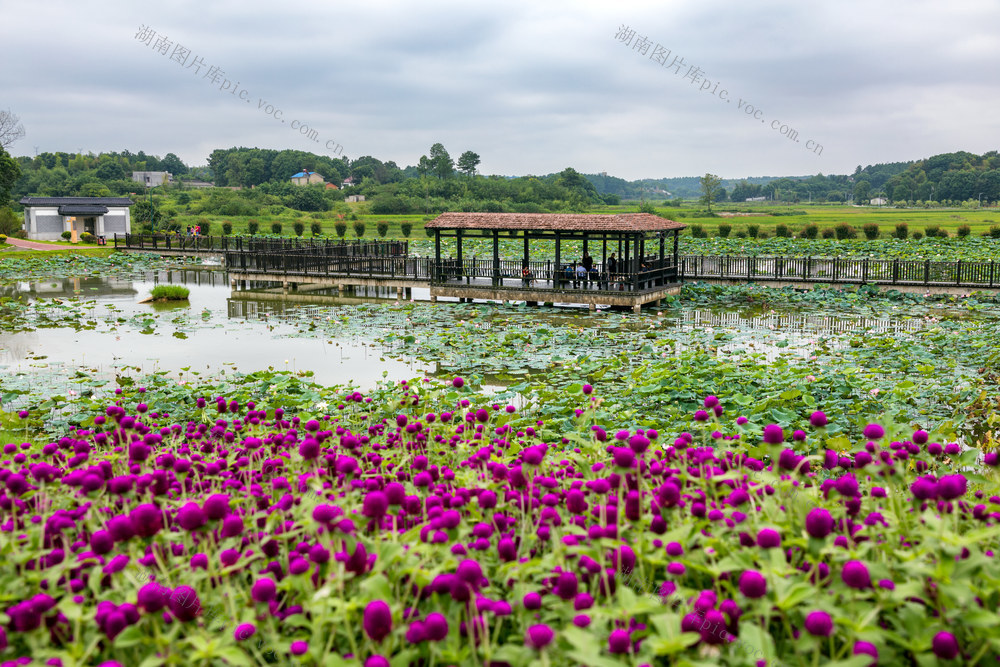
(991, 260), (995, 287)
(924, 260), (930, 285)
(863, 258), (869, 284)
(956, 260), (962, 285)
(804, 256), (810, 280)
(892, 259), (898, 284)
(833, 257), (839, 282)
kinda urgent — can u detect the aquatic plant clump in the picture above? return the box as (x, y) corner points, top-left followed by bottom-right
(149, 285), (191, 301)
(1, 381), (999, 665)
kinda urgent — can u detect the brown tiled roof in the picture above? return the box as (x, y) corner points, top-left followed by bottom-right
(424, 212), (686, 232)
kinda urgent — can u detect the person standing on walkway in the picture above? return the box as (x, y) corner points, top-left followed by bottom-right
(582, 253), (594, 287)
(607, 253), (618, 287)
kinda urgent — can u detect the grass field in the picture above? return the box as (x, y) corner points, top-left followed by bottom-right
(141, 202), (1000, 242)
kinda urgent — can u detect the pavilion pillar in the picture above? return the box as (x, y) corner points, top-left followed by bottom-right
(554, 232), (562, 288)
(456, 230), (463, 282)
(659, 233), (666, 286)
(673, 230), (679, 269)
(434, 230), (442, 282)
(523, 232), (529, 267)
(492, 230), (500, 286)
(601, 234), (608, 288)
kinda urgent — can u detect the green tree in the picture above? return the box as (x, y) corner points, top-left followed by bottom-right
(0, 207), (20, 235)
(853, 180), (871, 203)
(457, 151), (481, 176)
(160, 153), (188, 175)
(428, 143), (453, 179)
(0, 146), (23, 203)
(698, 173), (723, 212)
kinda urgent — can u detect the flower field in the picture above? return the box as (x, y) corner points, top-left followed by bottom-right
(1, 378), (999, 666)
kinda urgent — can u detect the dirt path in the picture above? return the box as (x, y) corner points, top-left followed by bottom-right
(4, 238), (64, 251)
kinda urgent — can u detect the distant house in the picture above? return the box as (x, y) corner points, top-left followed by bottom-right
(869, 197), (887, 206)
(745, 196), (767, 202)
(20, 196), (133, 240)
(132, 171), (172, 187)
(291, 170), (324, 186)
(183, 180), (214, 189)
(342, 176), (355, 188)
(325, 183), (339, 190)
(345, 195), (366, 203)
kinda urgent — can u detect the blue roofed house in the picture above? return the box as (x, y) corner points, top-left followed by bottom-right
(291, 170), (324, 186)
(20, 197), (134, 241)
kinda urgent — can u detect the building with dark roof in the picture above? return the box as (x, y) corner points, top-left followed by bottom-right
(20, 197), (134, 241)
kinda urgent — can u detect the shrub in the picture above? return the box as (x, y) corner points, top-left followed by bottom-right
(746, 224), (760, 238)
(774, 224), (791, 238)
(199, 220), (211, 236)
(310, 222), (322, 236)
(61, 231), (72, 241)
(424, 226), (435, 237)
(80, 232), (96, 244)
(222, 221), (233, 236)
(717, 223), (732, 238)
(400, 222), (413, 238)
(834, 223), (857, 240)
(10, 229), (26, 239)
(293, 221), (305, 237)
(924, 225), (941, 238)
(376, 221), (390, 238)
(149, 285), (190, 301)
(990, 225), (1000, 239)
(862, 223), (880, 240)
(734, 230), (748, 238)
(821, 228), (836, 239)
(247, 220), (259, 235)
(937, 229), (949, 238)
(690, 224), (707, 238)
(957, 224), (971, 238)
(352, 221), (366, 238)
(0, 234), (6, 245)
(271, 222), (283, 235)
(335, 222), (348, 238)
(912, 231), (924, 240)
(893, 223), (908, 239)
(800, 224), (819, 239)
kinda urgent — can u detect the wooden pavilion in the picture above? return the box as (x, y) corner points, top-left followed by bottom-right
(424, 212), (686, 312)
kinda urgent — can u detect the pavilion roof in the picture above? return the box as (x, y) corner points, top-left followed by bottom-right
(424, 212), (686, 232)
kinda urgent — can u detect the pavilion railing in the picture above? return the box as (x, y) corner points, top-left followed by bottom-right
(224, 252), (432, 280)
(115, 234), (408, 257)
(430, 258), (678, 292)
(678, 255), (999, 288)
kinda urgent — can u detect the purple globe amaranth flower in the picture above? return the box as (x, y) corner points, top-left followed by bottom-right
(763, 424), (784, 444)
(841, 560), (871, 589)
(608, 628), (631, 654)
(932, 631), (959, 659)
(525, 624), (554, 649)
(298, 438), (321, 460)
(985, 452), (999, 466)
(810, 411), (828, 427)
(202, 494), (230, 520)
(250, 578), (276, 603)
(582, 384), (593, 395)
(412, 612), (444, 644)
(234, 623), (256, 641)
(137, 583), (171, 612)
(364, 600), (392, 642)
(693, 410), (710, 422)
(129, 504), (162, 538)
(911, 477), (939, 500)
(938, 474), (968, 500)
(363, 491), (389, 520)
(704, 395), (719, 408)
(739, 570), (767, 599)
(757, 528), (781, 549)
(854, 641), (879, 663)
(452, 377), (464, 388)
(862, 423), (885, 440)
(912, 429), (929, 444)
(805, 508), (834, 539)
(168, 586), (201, 622)
(804, 611), (833, 637)
(555, 571), (578, 600)
(699, 609), (729, 645)
(175, 502), (206, 532)
(290, 640), (309, 655)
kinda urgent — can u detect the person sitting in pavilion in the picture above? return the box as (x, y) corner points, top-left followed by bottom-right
(575, 262), (587, 288)
(521, 264), (534, 286)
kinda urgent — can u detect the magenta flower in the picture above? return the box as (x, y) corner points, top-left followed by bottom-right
(862, 423), (885, 440)
(804, 508), (834, 539)
(363, 600), (392, 642)
(137, 583), (171, 612)
(129, 504), (163, 538)
(452, 377), (464, 388)
(763, 424), (784, 444)
(290, 640), (309, 655)
(425, 612), (449, 641)
(168, 586), (201, 622)
(932, 632), (959, 659)
(739, 570), (767, 598)
(582, 384), (593, 395)
(234, 623), (256, 641)
(853, 641), (879, 663)
(804, 610), (833, 637)
(608, 628), (631, 654)
(525, 624), (554, 649)
(841, 561), (871, 589)
(757, 528), (781, 549)
(810, 411), (828, 427)
(938, 474), (967, 500)
(363, 491), (389, 520)
(175, 503), (206, 532)
(250, 578), (276, 603)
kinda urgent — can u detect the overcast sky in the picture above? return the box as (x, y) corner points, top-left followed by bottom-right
(3, 0), (999, 180)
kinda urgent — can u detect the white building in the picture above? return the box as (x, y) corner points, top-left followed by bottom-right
(345, 195), (366, 203)
(20, 197), (134, 241)
(869, 197), (887, 206)
(132, 171), (173, 187)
